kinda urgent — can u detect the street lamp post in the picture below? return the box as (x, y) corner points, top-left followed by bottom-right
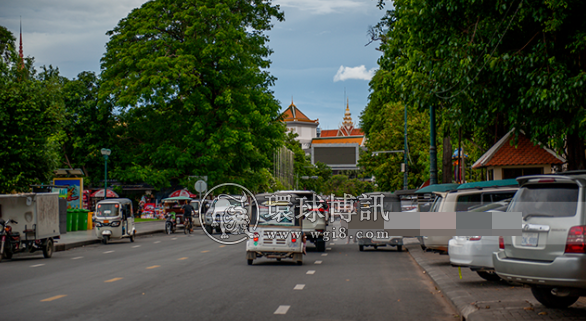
(101, 148), (111, 200)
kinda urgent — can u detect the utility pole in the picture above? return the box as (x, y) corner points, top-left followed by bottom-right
(403, 104), (408, 190)
(429, 105), (438, 185)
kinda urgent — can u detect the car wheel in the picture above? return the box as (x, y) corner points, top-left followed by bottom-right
(43, 238), (53, 258)
(373, 246), (378, 250)
(359, 245), (364, 251)
(247, 259), (253, 265)
(296, 260), (303, 265)
(215, 226), (222, 233)
(102, 236), (108, 245)
(531, 287), (580, 308)
(205, 225), (213, 235)
(476, 271), (501, 282)
(130, 230), (135, 242)
(4, 249), (13, 260)
(316, 239), (326, 252)
(397, 245), (403, 252)
(165, 222), (173, 235)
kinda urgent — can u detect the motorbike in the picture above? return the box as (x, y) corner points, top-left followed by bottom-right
(165, 212), (177, 234)
(0, 218), (53, 262)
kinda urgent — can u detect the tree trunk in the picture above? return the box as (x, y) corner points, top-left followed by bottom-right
(566, 131), (586, 170)
(442, 136), (452, 183)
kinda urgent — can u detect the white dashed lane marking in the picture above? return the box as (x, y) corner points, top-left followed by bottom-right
(132, 245), (141, 248)
(306, 270), (316, 275)
(321, 253), (328, 257)
(274, 305), (290, 315)
(154, 241), (161, 244)
(314, 261), (322, 265)
(330, 242), (335, 245)
(293, 284), (305, 290)
(71, 256), (83, 260)
(30, 264), (45, 268)
(171, 238), (177, 240)
(326, 248), (332, 251)
(103, 251), (114, 254)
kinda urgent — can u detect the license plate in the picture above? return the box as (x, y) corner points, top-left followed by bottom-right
(521, 232), (539, 247)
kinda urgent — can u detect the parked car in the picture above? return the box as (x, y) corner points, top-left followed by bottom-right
(493, 172), (586, 308)
(448, 199), (512, 281)
(415, 184), (460, 249)
(423, 180), (519, 254)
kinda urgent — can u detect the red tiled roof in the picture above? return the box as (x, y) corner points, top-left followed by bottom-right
(474, 133), (564, 169)
(280, 103), (318, 123)
(319, 128), (364, 137)
(311, 136), (364, 145)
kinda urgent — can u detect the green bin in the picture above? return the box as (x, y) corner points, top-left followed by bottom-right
(66, 210), (74, 232)
(71, 210), (79, 232)
(77, 210), (89, 231)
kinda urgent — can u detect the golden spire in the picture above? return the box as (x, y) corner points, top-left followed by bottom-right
(342, 97), (353, 128)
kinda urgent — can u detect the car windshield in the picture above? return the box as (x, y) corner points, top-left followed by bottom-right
(430, 195), (443, 212)
(257, 204), (294, 226)
(509, 183), (579, 218)
(96, 203), (120, 217)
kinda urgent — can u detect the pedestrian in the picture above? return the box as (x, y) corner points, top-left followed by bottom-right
(182, 201), (195, 233)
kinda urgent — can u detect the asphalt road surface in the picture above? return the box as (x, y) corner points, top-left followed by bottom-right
(1, 228), (456, 320)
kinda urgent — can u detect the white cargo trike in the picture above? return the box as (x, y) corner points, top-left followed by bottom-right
(93, 198), (136, 244)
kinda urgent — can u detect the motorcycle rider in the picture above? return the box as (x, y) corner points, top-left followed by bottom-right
(181, 201), (195, 233)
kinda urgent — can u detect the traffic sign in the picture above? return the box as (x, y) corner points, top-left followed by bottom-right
(195, 180), (207, 193)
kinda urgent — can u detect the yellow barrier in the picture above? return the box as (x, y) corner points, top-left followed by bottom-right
(88, 212), (94, 230)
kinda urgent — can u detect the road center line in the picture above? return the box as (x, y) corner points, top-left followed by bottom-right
(314, 261), (322, 265)
(293, 284), (305, 290)
(104, 277), (123, 283)
(219, 245), (226, 248)
(103, 251), (114, 254)
(71, 256), (83, 260)
(30, 264), (45, 268)
(321, 253), (328, 257)
(178, 257), (188, 260)
(154, 241), (161, 244)
(171, 238), (177, 240)
(41, 295), (67, 302)
(201, 250), (210, 253)
(146, 265), (160, 269)
(132, 245), (141, 248)
(274, 305), (290, 315)
(306, 270), (316, 275)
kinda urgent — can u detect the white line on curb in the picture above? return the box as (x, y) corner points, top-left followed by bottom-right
(293, 284), (305, 290)
(314, 261), (322, 265)
(306, 270), (315, 275)
(103, 251), (114, 254)
(30, 264), (45, 267)
(71, 256), (83, 260)
(274, 305), (290, 314)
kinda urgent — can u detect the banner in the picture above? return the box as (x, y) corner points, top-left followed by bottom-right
(53, 178), (84, 209)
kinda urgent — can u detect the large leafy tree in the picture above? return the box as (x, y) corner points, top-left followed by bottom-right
(0, 29), (64, 192)
(100, 0), (286, 190)
(373, 0), (586, 170)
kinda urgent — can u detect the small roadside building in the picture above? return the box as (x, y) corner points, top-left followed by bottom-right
(472, 130), (565, 180)
(280, 100), (319, 152)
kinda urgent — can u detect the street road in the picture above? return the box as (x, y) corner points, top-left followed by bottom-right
(1, 227), (456, 320)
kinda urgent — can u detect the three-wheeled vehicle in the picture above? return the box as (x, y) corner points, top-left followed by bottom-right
(0, 193), (60, 262)
(94, 198), (135, 244)
(357, 192), (404, 252)
(246, 193), (304, 265)
(161, 196), (192, 234)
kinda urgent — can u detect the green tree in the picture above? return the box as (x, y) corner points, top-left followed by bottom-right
(0, 31), (64, 192)
(373, 0), (586, 170)
(100, 0), (286, 190)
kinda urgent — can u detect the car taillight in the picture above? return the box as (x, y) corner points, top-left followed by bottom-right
(253, 232), (259, 242)
(565, 226), (586, 253)
(468, 236), (482, 241)
(499, 236), (504, 249)
(538, 178), (556, 183)
(291, 238), (297, 243)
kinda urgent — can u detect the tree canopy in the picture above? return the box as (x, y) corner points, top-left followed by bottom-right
(100, 0), (286, 190)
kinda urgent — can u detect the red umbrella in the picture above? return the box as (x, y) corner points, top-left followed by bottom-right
(90, 189), (119, 198)
(169, 189), (198, 198)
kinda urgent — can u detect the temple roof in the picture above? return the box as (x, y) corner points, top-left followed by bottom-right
(280, 99), (319, 124)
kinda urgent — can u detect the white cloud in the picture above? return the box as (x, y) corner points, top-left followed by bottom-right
(275, 0), (366, 15)
(333, 65), (376, 82)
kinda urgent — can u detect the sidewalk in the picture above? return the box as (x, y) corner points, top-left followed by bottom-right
(55, 221), (165, 251)
(404, 238), (586, 321)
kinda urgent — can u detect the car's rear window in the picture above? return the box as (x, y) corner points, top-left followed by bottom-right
(455, 191), (517, 211)
(510, 184), (579, 218)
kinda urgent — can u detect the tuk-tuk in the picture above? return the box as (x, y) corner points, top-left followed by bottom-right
(161, 196), (192, 234)
(357, 192), (404, 251)
(246, 193), (304, 265)
(94, 198), (135, 244)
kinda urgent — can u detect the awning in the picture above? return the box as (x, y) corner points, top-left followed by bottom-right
(90, 189), (119, 198)
(169, 189), (198, 198)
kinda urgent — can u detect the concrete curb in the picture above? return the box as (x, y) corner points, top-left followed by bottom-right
(54, 229), (165, 252)
(405, 242), (478, 321)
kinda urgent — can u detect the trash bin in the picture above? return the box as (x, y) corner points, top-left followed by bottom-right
(78, 210), (88, 231)
(71, 210), (79, 232)
(66, 210), (74, 232)
(88, 212), (94, 230)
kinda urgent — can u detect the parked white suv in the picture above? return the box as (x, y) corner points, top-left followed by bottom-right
(493, 173), (586, 308)
(423, 183), (518, 254)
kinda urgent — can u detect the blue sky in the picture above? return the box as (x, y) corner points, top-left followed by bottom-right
(1, 0), (386, 129)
